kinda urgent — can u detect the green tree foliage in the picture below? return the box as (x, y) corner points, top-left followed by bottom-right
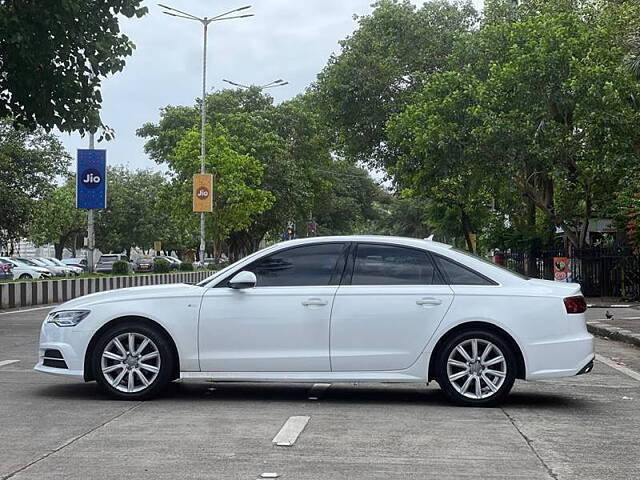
(95, 168), (167, 255)
(314, 0), (477, 166)
(171, 126), (274, 258)
(29, 176), (86, 258)
(138, 88), (384, 256)
(0, 0), (147, 135)
(0, 120), (69, 250)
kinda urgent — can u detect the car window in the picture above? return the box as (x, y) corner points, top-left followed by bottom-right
(100, 255), (118, 262)
(433, 255), (495, 286)
(351, 244), (443, 285)
(244, 243), (346, 287)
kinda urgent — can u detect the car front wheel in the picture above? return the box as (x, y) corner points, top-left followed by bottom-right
(436, 330), (516, 407)
(92, 322), (174, 400)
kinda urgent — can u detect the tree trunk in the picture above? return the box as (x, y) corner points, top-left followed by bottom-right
(459, 209), (474, 253)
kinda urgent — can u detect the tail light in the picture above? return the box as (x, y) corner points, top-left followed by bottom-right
(564, 295), (587, 314)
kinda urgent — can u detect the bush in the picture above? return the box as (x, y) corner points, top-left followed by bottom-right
(153, 258), (171, 273)
(179, 262), (194, 272)
(112, 260), (130, 275)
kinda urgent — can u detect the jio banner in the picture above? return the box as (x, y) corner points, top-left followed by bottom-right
(193, 174), (213, 213)
(77, 149), (107, 209)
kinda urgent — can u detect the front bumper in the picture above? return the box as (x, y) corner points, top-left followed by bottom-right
(33, 321), (91, 380)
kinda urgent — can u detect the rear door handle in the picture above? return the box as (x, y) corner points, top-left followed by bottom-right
(302, 298), (328, 307)
(416, 298), (442, 306)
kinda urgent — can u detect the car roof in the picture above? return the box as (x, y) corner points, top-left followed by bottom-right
(268, 235), (453, 253)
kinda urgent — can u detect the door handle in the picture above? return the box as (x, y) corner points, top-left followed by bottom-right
(416, 298), (442, 306)
(302, 298), (328, 307)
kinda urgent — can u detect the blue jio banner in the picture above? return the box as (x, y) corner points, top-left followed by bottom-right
(76, 149), (107, 209)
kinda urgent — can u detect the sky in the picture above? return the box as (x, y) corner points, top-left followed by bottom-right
(60, 0), (483, 171)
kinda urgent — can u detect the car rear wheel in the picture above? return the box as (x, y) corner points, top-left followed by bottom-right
(436, 330), (516, 407)
(92, 322), (174, 400)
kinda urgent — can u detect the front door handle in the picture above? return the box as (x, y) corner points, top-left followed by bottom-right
(302, 298), (328, 307)
(416, 297), (442, 306)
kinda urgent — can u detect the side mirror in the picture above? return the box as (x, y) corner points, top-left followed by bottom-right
(228, 271), (257, 289)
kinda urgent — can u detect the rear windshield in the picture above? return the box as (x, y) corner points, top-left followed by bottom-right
(451, 248), (530, 280)
(100, 256), (119, 262)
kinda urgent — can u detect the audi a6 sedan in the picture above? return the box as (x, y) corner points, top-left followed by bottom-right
(34, 236), (594, 406)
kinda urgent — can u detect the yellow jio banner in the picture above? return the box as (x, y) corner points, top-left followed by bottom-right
(193, 174), (213, 213)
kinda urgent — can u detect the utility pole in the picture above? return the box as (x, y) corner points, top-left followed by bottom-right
(159, 3), (254, 264)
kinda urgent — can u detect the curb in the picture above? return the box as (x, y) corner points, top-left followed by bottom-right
(587, 322), (640, 349)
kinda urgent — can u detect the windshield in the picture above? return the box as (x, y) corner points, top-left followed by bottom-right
(14, 258), (38, 267)
(450, 248), (530, 280)
(48, 258), (65, 266)
(37, 258), (56, 266)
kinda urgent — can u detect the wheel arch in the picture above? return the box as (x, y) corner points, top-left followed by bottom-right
(83, 315), (180, 382)
(427, 321), (526, 382)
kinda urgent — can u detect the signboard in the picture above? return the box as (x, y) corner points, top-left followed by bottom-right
(77, 149), (107, 209)
(193, 174), (213, 213)
(553, 257), (572, 282)
(154, 241), (162, 252)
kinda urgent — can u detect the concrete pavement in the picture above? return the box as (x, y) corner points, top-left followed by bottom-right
(587, 306), (640, 348)
(1, 306), (639, 480)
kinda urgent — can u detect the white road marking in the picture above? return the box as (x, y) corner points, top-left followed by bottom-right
(0, 359), (20, 368)
(595, 354), (640, 382)
(272, 416), (310, 447)
(0, 305), (57, 316)
(308, 383), (331, 400)
(259, 474), (280, 479)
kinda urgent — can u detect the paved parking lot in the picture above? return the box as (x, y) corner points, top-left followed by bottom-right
(1, 306), (639, 480)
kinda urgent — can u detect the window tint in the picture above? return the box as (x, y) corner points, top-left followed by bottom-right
(351, 244), (442, 285)
(245, 243), (345, 287)
(434, 255), (495, 285)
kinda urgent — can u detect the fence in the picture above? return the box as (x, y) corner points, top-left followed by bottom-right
(0, 271), (213, 310)
(500, 248), (640, 299)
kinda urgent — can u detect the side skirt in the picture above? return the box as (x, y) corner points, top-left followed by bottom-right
(179, 371), (425, 383)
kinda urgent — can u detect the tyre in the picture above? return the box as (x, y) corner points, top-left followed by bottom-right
(436, 329), (516, 407)
(19, 273), (32, 279)
(92, 321), (174, 400)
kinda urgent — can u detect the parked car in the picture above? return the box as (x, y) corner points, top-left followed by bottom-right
(135, 257), (154, 272)
(34, 236), (594, 405)
(26, 258), (65, 277)
(157, 256), (181, 270)
(0, 258), (13, 280)
(96, 254), (131, 274)
(62, 258), (88, 273)
(0, 257), (52, 280)
(47, 258), (83, 276)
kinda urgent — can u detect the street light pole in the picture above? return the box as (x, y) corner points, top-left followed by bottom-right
(159, 3), (254, 264)
(199, 20), (208, 264)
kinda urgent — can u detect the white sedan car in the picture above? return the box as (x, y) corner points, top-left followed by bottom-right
(34, 236), (594, 406)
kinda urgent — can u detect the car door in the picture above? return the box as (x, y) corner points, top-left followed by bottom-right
(330, 243), (454, 371)
(198, 242), (348, 372)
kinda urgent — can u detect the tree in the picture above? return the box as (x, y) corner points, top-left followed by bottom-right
(29, 177), (86, 259)
(314, 0), (477, 166)
(171, 126), (274, 260)
(95, 168), (168, 255)
(0, 0), (147, 135)
(471, 0), (640, 247)
(138, 88), (385, 256)
(0, 120), (70, 251)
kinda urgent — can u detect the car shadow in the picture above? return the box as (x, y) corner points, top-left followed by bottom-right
(31, 380), (590, 410)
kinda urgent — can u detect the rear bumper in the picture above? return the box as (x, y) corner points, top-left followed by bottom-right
(525, 333), (595, 380)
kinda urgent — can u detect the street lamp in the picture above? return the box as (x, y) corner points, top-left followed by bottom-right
(159, 3), (254, 264)
(222, 78), (289, 90)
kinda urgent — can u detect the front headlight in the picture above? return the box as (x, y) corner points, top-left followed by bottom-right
(46, 310), (90, 327)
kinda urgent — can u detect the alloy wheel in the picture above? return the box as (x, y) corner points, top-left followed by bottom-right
(100, 332), (161, 393)
(446, 338), (507, 400)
